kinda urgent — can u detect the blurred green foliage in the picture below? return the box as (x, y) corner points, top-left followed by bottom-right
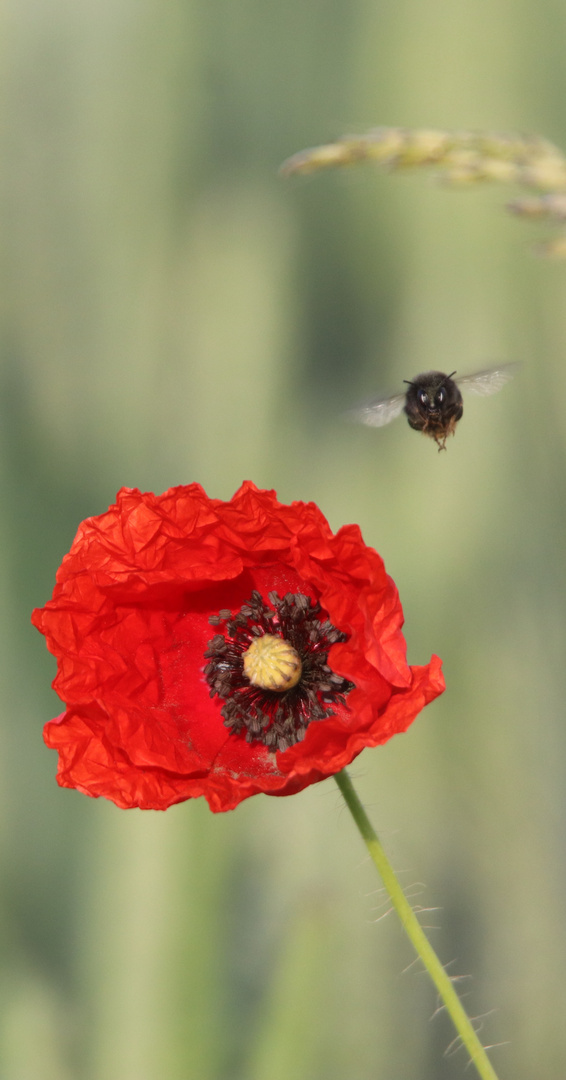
(2, 0), (566, 1077)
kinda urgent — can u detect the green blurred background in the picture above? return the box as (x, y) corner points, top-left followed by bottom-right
(2, 1), (566, 1077)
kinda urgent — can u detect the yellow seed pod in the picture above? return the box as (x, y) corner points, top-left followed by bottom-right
(397, 128), (451, 166)
(363, 126), (406, 162)
(523, 159), (566, 192)
(243, 634), (302, 692)
(509, 194), (566, 220)
(279, 142), (350, 176)
(478, 159), (522, 183)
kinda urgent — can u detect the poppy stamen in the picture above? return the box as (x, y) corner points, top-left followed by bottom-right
(204, 590), (353, 752)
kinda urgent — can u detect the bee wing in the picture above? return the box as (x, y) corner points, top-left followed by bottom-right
(346, 392), (406, 428)
(455, 362), (519, 397)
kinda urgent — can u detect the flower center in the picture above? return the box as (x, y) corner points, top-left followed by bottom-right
(204, 590), (353, 753)
(242, 634), (302, 691)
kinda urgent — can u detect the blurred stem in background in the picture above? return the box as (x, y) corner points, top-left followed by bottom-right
(335, 770), (501, 1080)
(281, 126), (566, 256)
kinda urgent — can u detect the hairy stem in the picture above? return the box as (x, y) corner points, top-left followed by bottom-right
(334, 768), (501, 1080)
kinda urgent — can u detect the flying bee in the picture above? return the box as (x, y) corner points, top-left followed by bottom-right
(347, 364), (518, 450)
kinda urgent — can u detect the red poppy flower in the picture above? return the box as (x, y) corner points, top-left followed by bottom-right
(32, 482), (444, 812)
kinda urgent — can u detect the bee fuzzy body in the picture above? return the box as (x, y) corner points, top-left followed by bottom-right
(404, 371), (464, 451)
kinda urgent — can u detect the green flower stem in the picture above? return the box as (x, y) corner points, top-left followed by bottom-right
(334, 768), (501, 1080)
